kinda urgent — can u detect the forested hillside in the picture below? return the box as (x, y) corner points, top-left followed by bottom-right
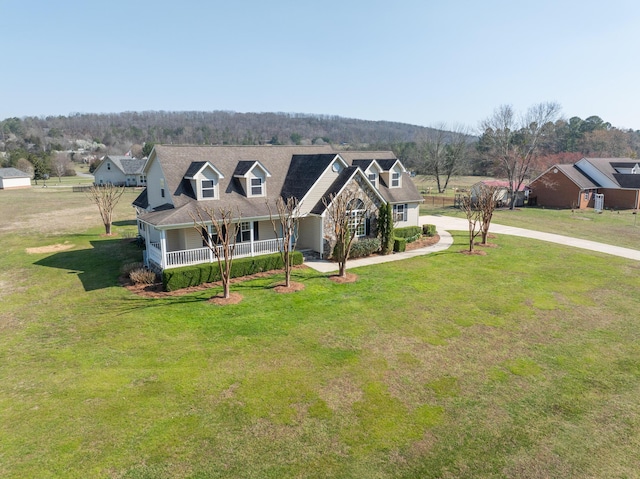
(1, 110), (639, 183)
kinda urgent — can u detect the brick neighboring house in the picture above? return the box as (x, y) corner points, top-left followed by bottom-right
(530, 158), (640, 210)
(133, 145), (424, 271)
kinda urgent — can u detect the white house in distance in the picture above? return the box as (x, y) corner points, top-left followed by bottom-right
(133, 145), (424, 271)
(0, 168), (31, 189)
(93, 155), (147, 186)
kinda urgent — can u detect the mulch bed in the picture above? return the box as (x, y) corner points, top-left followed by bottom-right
(123, 234), (443, 298)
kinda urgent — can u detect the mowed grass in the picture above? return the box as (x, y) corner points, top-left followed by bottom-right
(421, 203), (640, 250)
(2, 188), (640, 477)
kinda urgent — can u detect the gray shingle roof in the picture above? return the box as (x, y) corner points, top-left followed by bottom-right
(555, 164), (599, 189)
(138, 145), (423, 227)
(0, 167), (30, 178)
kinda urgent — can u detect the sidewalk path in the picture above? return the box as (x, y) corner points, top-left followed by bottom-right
(304, 230), (454, 273)
(421, 215), (640, 261)
(304, 214), (640, 273)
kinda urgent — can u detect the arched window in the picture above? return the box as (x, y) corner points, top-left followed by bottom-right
(347, 198), (366, 237)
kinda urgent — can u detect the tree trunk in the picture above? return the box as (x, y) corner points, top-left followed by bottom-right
(338, 262), (346, 278)
(104, 222), (112, 235)
(222, 278), (230, 299)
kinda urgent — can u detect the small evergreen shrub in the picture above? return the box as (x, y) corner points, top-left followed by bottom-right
(394, 226), (422, 239)
(423, 224), (437, 237)
(393, 237), (407, 252)
(349, 238), (381, 259)
(162, 252), (303, 291)
(129, 267), (158, 285)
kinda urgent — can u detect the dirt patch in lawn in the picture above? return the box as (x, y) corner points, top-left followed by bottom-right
(459, 249), (487, 256)
(329, 272), (358, 283)
(26, 243), (75, 254)
(273, 281), (305, 293)
(208, 292), (243, 305)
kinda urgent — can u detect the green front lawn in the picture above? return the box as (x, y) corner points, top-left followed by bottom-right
(2, 188), (640, 477)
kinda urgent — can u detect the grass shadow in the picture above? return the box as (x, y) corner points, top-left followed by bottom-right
(34, 238), (142, 292)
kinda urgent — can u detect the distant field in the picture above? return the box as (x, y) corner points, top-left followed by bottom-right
(412, 175), (494, 196)
(2, 185), (640, 478)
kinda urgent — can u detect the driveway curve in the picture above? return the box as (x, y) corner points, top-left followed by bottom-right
(421, 215), (640, 262)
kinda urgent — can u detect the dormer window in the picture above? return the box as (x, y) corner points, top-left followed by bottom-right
(202, 180), (216, 198)
(251, 177), (263, 196)
(107, 162), (111, 170)
(391, 172), (401, 187)
(233, 160), (271, 198)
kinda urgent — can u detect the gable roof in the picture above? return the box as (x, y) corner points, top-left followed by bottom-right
(137, 145), (423, 227)
(280, 153), (340, 201)
(0, 167), (30, 178)
(309, 166), (385, 215)
(98, 156), (146, 175)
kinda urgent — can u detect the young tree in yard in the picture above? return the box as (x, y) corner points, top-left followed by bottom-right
(460, 192), (482, 253)
(479, 102), (561, 209)
(477, 184), (500, 245)
(267, 196), (301, 288)
(191, 206), (241, 299)
(86, 184), (126, 235)
(323, 188), (372, 278)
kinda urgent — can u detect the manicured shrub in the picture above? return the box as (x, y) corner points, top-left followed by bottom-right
(162, 252), (304, 291)
(393, 237), (407, 252)
(394, 226), (421, 239)
(423, 224), (437, 237)
(349, 238), (381, 259)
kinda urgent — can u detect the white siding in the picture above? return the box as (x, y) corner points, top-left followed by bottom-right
(297, 216), (323, 251)
(145, 158), (172, 209)
(299, 169), (340, 214)
(94, 161), (126, 185)
(0, 177), (31, 189)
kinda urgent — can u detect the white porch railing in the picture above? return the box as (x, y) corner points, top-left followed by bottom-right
(149, 238), (285, 269)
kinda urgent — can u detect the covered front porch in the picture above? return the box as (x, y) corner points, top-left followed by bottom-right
(139, 215), (325, 271)
(146, 237), (286, 269)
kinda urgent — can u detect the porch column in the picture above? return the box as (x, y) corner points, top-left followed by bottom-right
(208, 225), (214, 264)
(159, 230), (167, 270)
(250, 222), (255, 257)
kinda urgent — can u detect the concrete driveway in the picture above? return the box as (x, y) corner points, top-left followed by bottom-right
(421, 215), (640, 261)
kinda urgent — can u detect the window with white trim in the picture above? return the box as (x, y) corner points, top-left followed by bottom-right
(393, 203), (407, 222)
(202, 179), (216, 198)
(348, 199), (366, 237)
(239, 221), (251, 242)
(391, 171), (400, 187)
(251, 177), (263, 196)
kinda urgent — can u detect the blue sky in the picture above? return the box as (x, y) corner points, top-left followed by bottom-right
(1, 0), (639, 130)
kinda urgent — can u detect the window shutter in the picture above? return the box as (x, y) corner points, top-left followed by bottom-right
(253, 221), (259, 241)
(365, 217), (371, 236)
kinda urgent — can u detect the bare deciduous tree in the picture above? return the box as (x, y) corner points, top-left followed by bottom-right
(323, 188), (372, 278)
(480, 102), (561, 209)
(86, 184), (126, 235)
(191, 206), (241, 299)
(267, 196), (301, 288)
(416, 123), (470, 193)
(460, 192), (482, 253)
(52, 152), (70, 182)
(477, 184), (500, 245)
